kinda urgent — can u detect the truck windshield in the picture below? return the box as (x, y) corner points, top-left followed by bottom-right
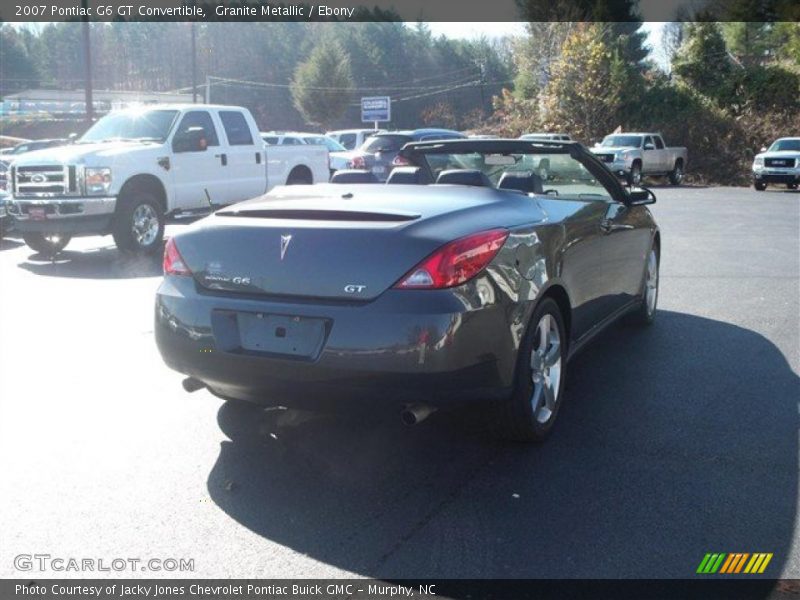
(601, 135), (642, 148)
(769, 139), (800, 152)
(79, 110), (179, 144)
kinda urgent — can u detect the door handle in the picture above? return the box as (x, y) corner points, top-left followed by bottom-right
(215, 153), (227, 166)
(600, 220), (634, 234)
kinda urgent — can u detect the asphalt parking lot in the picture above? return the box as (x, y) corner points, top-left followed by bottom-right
(0, 185), (798, 582)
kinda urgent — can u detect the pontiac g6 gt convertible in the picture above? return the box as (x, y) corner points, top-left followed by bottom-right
(155, 139), (660, 441)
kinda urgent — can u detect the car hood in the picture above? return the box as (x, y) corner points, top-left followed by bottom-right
(9, 141), (162, 166)
(756, 151), (800, 160)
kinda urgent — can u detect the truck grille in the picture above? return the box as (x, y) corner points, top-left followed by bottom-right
(596, 154), (615, 163)
(765, 158), (796, 168)
(14, 165), (79, 197)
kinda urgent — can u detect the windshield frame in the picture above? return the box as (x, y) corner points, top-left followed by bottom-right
(398, 139), (631, 204)
(601, 135), (643, 148)
(769, 139), (800, 152)
(78, 109), (180, 144)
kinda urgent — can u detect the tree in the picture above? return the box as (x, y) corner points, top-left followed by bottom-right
(290, 38), (354, 129)
(672, 22), (734, 103)
(538, 23), (632, 142)
(0, 25), (41, 94)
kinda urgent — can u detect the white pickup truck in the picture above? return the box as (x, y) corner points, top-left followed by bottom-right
(7, 104), (329, 255)
(591, 132), (688, 186)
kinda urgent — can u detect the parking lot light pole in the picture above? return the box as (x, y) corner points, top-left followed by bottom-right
(82, 0), (93, 123)
(191, 21), (197, 103)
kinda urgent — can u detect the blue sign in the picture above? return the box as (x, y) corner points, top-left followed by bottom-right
(361, 96), (391, 123)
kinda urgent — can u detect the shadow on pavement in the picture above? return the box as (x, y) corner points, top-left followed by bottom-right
(0, 237), (24, 251)
(207, 311), (798, 584)
(16, 244), (163, 279)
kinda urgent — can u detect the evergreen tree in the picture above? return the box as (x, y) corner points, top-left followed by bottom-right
(290, 38), (354, 129)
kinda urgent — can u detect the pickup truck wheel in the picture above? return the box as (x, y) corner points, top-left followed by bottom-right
(537, 159), (550, 181)
(493, 297), (567, 442)
(788, 183), (798, 190)
(753, 180), (767, 191)
(22, 232), (72, 256)
(627, 162), (642, 186)
(112, 192), (165, 254)
(668, 161), (684, 185)
(286, 168), (312, 185)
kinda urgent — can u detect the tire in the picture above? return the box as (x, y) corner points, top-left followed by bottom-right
(788, 183), (798, 190)
(668, 160), (684, 186)
(627, 244), (659, 326)
(537, 159), (550, 182)
(112, 190), (165, 254)
(22, 232), (72, 256)
(754, 180), (767, 191)
(494, 297), (567, 442)
(286, 168), (312, 185)
(627, 162), (642, 186)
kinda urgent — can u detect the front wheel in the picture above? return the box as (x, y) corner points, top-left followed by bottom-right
(788, 183), (798, 190)
(112, 191), (165, 254)
(754, 180), (767, 191)
(494, 297), (567, 442)
(22, 232), (72, 256)
(627, 245), (659, 326)
(627, 163), (642, 186)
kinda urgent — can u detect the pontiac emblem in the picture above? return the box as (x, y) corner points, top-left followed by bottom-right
(280, 234), (292, 260)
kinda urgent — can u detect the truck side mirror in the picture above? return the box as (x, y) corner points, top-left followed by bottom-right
(67, 133), (78, 144)
(173, 127), (207, 153)
(644, 143), (655, 150)
(760, 146), (767, 152)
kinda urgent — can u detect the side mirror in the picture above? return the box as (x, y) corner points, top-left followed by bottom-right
(173, 127), (207, 153)
(627, 186), (656, 206)
(67, 133), (78, 144)
(760, 146), (767, 152)
(644, 143), (655, 150)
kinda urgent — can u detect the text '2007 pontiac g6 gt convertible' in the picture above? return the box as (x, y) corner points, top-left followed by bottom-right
(155, 139), (660, 441)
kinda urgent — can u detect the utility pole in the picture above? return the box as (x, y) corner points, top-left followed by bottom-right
(81, 0), (93, 123)
(191, 21), (197, 103)
(478, 61), (486, 116)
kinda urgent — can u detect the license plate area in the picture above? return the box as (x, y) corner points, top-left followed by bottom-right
(212, 310), (330, 360)
(28, 207), (47, 220)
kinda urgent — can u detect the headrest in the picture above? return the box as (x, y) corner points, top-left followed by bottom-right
(386, 166), (423, 184)
(497, 171), (544, 195)
(435, 169), (493, 188)
(330, 169), (379, 184)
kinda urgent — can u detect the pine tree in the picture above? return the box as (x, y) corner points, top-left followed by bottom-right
(290, 38), (354, 129)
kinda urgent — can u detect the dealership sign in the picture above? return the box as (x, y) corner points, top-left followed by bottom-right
(361, 96), (391, 123)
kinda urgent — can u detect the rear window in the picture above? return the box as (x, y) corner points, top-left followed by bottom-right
(262, 137), (278, 145)
(361, 135), (412, 153)
(219, 111), (253, 146)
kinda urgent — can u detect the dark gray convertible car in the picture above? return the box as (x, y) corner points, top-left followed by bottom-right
(155, 139), (660, 441)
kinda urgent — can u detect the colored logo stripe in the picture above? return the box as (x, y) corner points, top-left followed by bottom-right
(697, 553), (726, 573)
(698, 553), (773, 574)
(744, 553), (773, 574)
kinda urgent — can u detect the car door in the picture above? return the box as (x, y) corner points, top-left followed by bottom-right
(653, 135), (668, 172)
(170, 110), (227, 209)
(641, 135), (658, 173)
(217, 109), (265, 202)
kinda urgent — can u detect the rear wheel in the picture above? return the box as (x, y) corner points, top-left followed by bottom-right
(286, 167), (312, 185)
(668, 160), (684, 185)
(22, 232), (72, 256)
(537, 159), (550, 181)
(112, 191), (164, 254)
(494, 297), (567, 442)
(788, 183), (798, 190)
(754, 180), (767, 191)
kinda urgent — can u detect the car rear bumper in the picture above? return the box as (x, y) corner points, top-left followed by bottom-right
(155, 276), (518, 409)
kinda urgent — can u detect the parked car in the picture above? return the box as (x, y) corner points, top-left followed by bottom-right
(293, 133), (350, 173)
(0, 190), (9, 238)
(326, 128), (382, 151)
(519, 133), (573, 142)
(6, 139), (70, 156)
(156, 138), (660, 442)
(752, 137), (800, 191)
(591, 132), (688, 186)
(0, 159), (10, 193)
(347, 128), (466, 181)
(8, 104), (328, 256)
(261, 132), (311, 146)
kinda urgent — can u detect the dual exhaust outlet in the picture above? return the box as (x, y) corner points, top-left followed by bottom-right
(182, 377), (436, 425)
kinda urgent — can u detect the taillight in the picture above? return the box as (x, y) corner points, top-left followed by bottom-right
(393, 229), (509, 289)
(349, 155), (366, 169)
(392, 155), (410, 166)
(163, 237), (190, 276)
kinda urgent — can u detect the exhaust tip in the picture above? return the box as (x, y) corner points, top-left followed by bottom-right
(182, 377), (205, 393)
(401, 403), (436, 426)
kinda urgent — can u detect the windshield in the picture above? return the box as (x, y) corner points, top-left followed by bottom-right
(303, 136), (346, 152)
(769, 139), (800, 152)
(361, 135), (412, 154)
(79, 110), (178, 143)
(418, 151), (612, 201)
(601, 135), (642, 148)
